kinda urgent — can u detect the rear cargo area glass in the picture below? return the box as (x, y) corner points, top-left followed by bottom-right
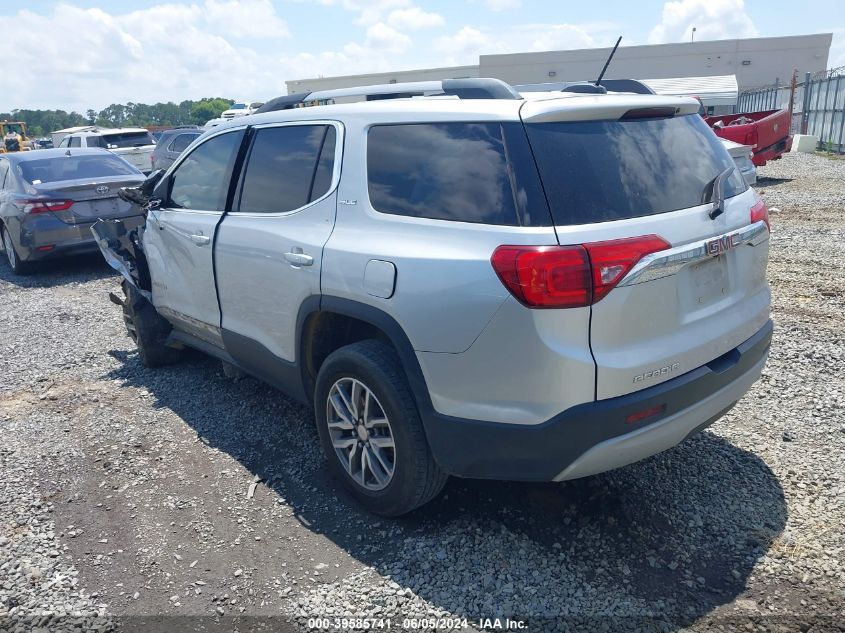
(524, 114), (746, 225)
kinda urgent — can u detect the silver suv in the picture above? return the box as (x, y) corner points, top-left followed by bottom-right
(93, 79), (772, 516)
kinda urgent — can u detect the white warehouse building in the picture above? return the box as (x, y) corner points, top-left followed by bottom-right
(285, 33), (832, 102)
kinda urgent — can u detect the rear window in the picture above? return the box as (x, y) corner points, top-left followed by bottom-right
(367, 122), (549, 226)
(525, 114), (747, 225)
(18, 155), (141, 184)
(98, 131), (155, 148)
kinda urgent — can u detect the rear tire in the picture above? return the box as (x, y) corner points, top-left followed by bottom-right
(314, 340), (447, 516)
(120, 280), (181, 367)
(1, 223), (32, 275)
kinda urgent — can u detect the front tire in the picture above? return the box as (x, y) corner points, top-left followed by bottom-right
(314, 340), (447, 516)
(120, 280), (181, 367)
(1, 223), (32, 275)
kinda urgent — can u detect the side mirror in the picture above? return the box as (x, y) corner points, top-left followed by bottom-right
(107, 143), (119, 149)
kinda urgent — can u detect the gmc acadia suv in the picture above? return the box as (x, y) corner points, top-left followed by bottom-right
(92, 79), (772, 516)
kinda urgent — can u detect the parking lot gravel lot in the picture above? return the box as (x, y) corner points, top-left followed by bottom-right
(0, 152), (843, 632)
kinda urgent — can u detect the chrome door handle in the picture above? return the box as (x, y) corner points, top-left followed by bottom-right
(190, 234), (211, 246)
(284, 251), (314, 266)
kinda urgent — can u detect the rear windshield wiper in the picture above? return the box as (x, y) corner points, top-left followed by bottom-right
(705, 166), (735, 220)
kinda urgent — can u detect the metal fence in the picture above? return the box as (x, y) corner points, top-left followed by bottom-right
(737, 67), (845, 153)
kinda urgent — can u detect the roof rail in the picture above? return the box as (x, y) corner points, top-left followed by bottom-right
(255, 92), (310, 113)
(305, 78), (521, 102)
(441, 78), (521, 99)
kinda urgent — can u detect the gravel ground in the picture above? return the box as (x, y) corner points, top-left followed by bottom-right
(0, 152), (843, 633)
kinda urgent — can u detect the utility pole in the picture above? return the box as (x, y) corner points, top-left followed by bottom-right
(691, 27), (696, 42)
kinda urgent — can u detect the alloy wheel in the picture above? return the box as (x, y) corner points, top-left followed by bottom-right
(326, 377), (396, 491)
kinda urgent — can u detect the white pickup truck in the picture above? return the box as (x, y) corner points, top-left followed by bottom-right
(220, 101), (263, 120)
(56, 127), (157, 174)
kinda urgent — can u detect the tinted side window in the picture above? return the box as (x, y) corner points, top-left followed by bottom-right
(368, 123), (530, 226)
(86, 136), (106, 148)
(169, 131), (242, 211)
(170, 133), (198, 153)
(237, 125), (335, 214)
(68, 136), (81, 148)
(58, 137), (69, 148)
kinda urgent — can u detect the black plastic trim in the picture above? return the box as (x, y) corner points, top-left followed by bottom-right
(317, 296), (432, 411)
(221, 329), (307, 403)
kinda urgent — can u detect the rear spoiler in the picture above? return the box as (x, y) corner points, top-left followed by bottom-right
(520, 95), (701, 123)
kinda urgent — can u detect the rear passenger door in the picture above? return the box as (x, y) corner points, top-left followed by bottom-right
(215, 121), (340, 378)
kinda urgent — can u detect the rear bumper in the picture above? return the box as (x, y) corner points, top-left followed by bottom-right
(422, 320), (772, 480)
(16, 214), (144, 261)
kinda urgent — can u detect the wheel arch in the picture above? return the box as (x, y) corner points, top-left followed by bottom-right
(298, 296), (433, 417)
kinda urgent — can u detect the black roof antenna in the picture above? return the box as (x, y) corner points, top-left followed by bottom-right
(595, 36), (622, 86)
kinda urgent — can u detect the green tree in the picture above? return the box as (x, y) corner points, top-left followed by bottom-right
(0, 97), (235, 136)
(190, 98), (233, 125)
(0, 109), (88, 137)
(96, 103), (127, 127)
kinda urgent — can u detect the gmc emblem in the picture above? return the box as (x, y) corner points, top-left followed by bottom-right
(706, 233), (739, 256)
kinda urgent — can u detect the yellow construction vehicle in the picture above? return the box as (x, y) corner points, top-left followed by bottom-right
(0, 121), (33, 152)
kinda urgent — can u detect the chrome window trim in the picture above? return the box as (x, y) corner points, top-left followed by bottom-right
(227, 120), (344, 218)
(618, 221), (769, 287)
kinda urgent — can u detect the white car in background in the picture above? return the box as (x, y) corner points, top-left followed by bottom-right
(721, 139), (757, 185)
(57, 128), (157, 174)
(220, 101), (264, 120)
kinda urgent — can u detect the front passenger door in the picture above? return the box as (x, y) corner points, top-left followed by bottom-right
(144, 128), (245, 347)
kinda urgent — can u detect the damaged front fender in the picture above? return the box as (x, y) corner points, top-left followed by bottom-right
(91, 217), (152, 301)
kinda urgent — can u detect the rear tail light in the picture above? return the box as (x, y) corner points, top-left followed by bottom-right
(491, 235), (670, 309)
(584, 235), (671, 303)
(750, 198), (770, 231)
(491, 245), (591, 308)
(16, 199), (74, 214)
